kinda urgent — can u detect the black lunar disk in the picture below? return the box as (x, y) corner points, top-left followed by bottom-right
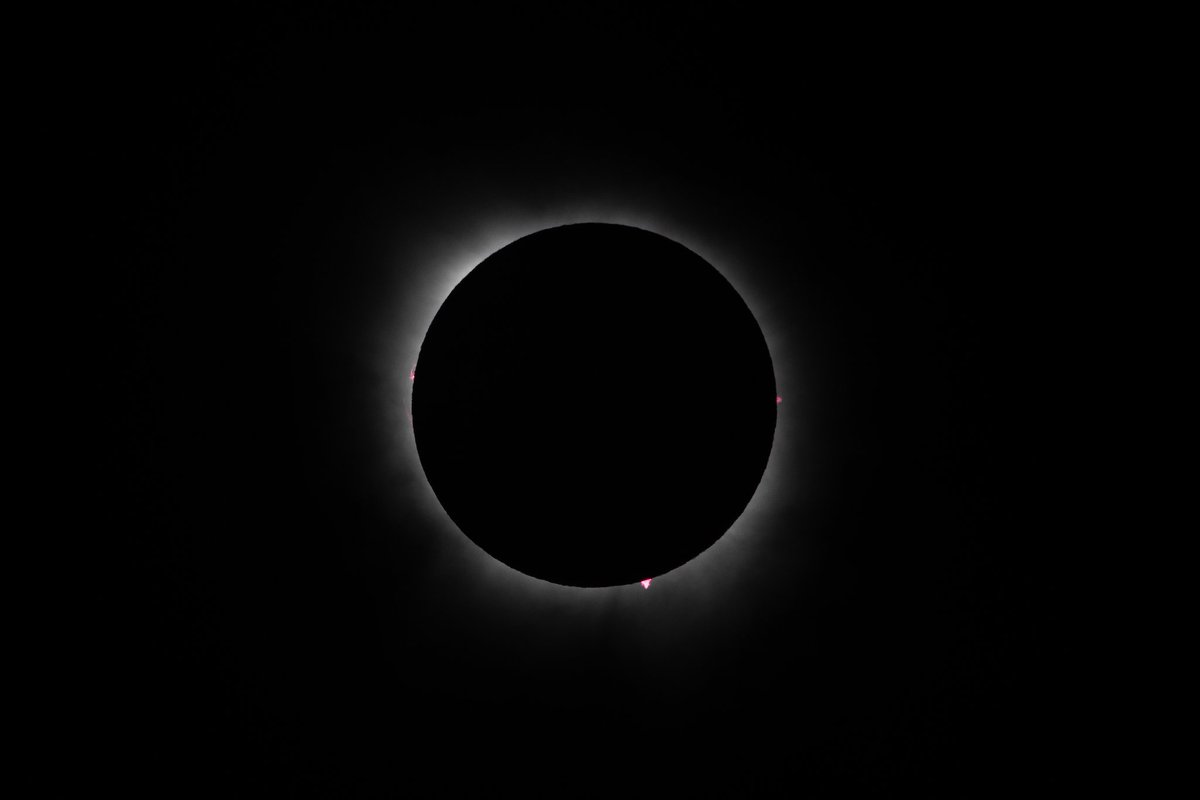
(413, 223), (776, 587)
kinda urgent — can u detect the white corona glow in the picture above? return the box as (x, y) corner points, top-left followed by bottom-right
(369, 187), (810, 639)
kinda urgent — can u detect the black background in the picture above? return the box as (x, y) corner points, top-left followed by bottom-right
(77, 6), (1079, 796)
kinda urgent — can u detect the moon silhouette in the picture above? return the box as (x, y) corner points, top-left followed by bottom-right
(413, 223), (776, 587)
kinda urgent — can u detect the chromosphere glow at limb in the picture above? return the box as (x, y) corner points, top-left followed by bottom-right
(641, 579), (652, 589)
(389, 211), (794, 596)
(776, 395), (782, 404)
(413, 224), (776, 587)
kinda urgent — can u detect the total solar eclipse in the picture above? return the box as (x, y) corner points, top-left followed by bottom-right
(413, 223), (777, 587)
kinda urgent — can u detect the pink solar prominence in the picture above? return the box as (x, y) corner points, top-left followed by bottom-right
(641, 579), (652, 589)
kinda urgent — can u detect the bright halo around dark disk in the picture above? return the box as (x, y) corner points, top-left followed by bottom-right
(412, 223), (777, 587)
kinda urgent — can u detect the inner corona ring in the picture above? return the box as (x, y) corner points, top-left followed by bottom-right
(412, 223), (776, 587)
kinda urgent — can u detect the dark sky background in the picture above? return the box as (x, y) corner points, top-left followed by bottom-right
(78, 6), (1079, 796)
